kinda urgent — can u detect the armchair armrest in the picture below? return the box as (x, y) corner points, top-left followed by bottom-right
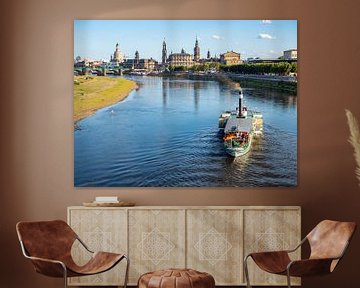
(246, 236), (306, 259)
(19, 240), (67, 277)
(285, 237), (307, 253)
(287, 258), (336, 277)
(287, 239), (351, 277)
(246, 251), (292, 274)
(247, 250), (291, 259)
(76, 235), (94, 254)
(28, 255), (67, 277)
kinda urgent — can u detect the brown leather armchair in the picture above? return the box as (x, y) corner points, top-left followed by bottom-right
(244, 220), (356, 288)
(16, 220), (129, 288)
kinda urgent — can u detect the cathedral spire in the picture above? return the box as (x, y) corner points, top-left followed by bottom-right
(194, 36), (200, 62)
(162, 38), (167, 65)
(135, 50), (139, 66)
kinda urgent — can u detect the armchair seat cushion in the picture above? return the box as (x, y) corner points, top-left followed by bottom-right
(66, 251), (125, 276)
(250, 251), (291, 274)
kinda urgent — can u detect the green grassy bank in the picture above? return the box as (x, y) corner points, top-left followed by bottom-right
(74, 76), (137, 123)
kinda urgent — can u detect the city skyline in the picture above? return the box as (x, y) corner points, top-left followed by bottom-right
(74, 20), (297, 62)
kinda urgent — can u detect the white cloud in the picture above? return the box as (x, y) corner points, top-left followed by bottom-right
(212, 34), (224, 40)
(261, 20), (272, 24)
(258, 33), (276, 40)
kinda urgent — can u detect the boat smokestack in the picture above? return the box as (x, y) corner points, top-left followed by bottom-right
(238, 89), (243, 118)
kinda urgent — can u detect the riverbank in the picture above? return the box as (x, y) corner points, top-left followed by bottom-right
(227, 74), (297, 94)
(160, 72), (297, 94)
(74, 76), (137, 124)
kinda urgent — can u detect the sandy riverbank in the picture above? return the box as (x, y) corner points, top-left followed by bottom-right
(74, 76), (137, 124)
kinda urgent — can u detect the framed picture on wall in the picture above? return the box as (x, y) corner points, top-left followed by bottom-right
(74, 20), (297, 187)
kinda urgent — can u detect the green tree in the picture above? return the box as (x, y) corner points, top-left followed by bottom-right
(290, 63), (297, 73)
(174, 65), (186, 72)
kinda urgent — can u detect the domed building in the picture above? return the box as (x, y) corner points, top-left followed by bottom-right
(109, 42), (124, 67)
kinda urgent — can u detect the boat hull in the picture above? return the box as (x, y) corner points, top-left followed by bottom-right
(224, 133), (253, 157)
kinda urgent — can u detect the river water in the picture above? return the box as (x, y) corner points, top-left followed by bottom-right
(74, 76), (297, 187)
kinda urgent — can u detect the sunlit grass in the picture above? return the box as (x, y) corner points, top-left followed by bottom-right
(74, 76), (137, 123)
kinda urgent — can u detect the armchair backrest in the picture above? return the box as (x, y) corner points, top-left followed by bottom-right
(307, 220), (356, 261)
(16, 220), (77, 261)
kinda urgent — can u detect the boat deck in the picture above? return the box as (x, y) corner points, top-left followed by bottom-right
(224, 117), (252, 134)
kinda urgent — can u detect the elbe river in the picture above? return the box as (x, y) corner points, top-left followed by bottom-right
(74, 76), (297, 187)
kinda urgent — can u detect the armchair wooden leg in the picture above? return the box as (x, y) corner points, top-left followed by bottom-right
(123, 255), (130, 288)
(244, 255), (252, 288)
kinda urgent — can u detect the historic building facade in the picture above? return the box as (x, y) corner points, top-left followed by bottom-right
(283, 49), (297, 60)
(162, 37), (201, 68)
(123, 51), (157, 71)
(138, 58), (157, 70)
(168, 49), (194, 67)
(220, 51), (242, 65)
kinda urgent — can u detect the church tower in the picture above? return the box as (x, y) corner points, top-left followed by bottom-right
(135, 50), (139, 66)
(194, 36), (200, 62)
(162, 39), (167, 65)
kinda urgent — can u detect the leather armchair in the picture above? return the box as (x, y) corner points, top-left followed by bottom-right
(16, 220), (129, 288)
(244, 220), (356, 288)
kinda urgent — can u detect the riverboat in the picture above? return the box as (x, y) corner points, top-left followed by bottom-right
(219, 88), (263, 157)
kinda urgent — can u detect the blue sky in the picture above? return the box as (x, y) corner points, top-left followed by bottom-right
(74, 20), (297, 61)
